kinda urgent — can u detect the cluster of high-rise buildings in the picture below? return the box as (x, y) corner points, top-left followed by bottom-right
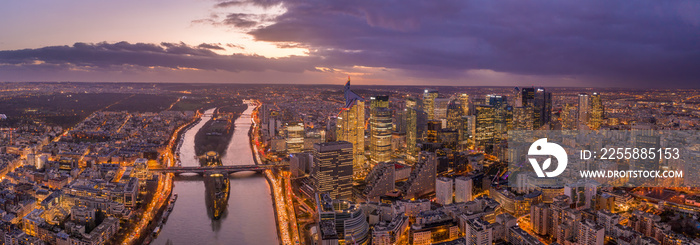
(252, 81), (700, 245)
(259, 82), (520, 244)
(0, 81), (699, 245)
(560, 93), (605, 130)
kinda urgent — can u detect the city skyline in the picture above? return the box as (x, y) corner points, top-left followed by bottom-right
(0, 0), (699, 244)
(1, 0), (699, 88)
(0, 82), (699, 245)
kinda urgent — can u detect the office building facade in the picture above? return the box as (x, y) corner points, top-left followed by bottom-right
(313, 141), (354, 200)
(337, 80), (366, 178)
(370, 96), (392, 163)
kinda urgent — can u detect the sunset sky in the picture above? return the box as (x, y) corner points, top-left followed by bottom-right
(1, 0), (699, 87)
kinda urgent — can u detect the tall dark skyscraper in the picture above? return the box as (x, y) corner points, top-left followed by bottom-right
(518, 87), (551, 129)
(534, 88), (552, 128)
(520, 87), (535, 107)
(312, 141), (354, 200)
(487, 94), (507, 108)
(426, 120), (442, 143)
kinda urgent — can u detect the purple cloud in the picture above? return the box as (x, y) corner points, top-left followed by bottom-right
(222, 13), (259, 28)
(242, 0), (700, 87)
(1, 0), (699, 87)
(197, 43), (225, 50)
(0, 41), (317, 73)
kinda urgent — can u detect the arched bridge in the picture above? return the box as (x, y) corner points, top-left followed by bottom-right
(149, 164), (288, 175)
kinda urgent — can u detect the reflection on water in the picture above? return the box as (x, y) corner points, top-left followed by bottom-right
(153, 105), (279, 245)
(204, 174), (230, 221)
(202, 151), (230, 221)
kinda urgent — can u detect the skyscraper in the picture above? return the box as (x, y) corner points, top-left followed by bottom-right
(474, 105), (495, 151)
(370, 95), (389, 110)
(438, 128), (458, 150)
(260, 104), (269, 125)
(589, 92), (604, 130)
(578, 93), (590, 129)
(561, 103), (578, 130)
(458, 93), (470, 115)
(487, 94), (508, 142)
(513, 106), (533, 130)
(423, 89), (438, 120)
(535, 88), (552, 127)
(405, 97), (418, 157)
(370, 96), (392, 163)
(434, 97), (450, 120)
(336, 79), (365, 178)
(520, 87), (535, 108)
(426, 120), (441, 143)
(446, 100), (462, 130)
(519, 87), (551, 129)
(313, 141), (354, 200)
(393, 107), (406, 133)
(459, 115), (475, 150)
(285, 122), (304, 153)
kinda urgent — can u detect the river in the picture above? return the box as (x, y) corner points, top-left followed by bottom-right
(153, 105), (280, 245)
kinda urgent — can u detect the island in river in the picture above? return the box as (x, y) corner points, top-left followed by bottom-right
(194, 103), (247, 160)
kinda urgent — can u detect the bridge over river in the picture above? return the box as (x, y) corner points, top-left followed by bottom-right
(149, 164), (288, 175)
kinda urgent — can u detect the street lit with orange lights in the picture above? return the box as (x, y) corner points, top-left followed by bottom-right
(265, 170), (298, 245)
(120, 112), (198, 245)
(250, 100), (301, 245)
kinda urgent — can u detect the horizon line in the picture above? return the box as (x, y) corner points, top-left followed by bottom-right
(2, 80), (698, 90)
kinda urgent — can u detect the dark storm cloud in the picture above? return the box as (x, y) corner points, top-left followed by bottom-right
(2, 0), (699, 87)
(242, 0), (700, 87)
(0, 42), (317, 73)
